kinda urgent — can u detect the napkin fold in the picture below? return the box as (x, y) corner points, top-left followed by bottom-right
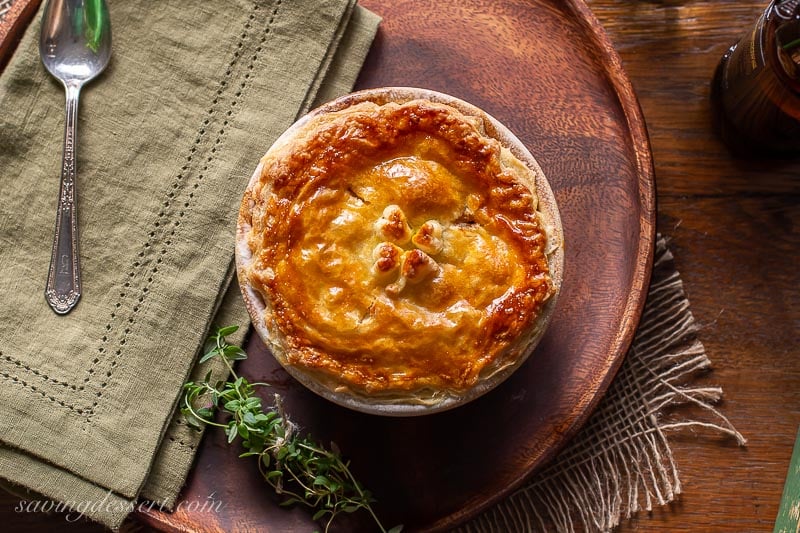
(0, 0), (380, 528)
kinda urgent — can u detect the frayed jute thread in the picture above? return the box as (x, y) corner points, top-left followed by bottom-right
(460, 236), (746, 533)
(0, 1), (13, 21)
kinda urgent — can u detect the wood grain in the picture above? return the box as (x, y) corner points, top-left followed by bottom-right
(2, 0), (799, 532)
(140, 0), (656, 530)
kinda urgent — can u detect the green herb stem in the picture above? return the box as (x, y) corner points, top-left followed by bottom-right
(182, 325), (401, 533)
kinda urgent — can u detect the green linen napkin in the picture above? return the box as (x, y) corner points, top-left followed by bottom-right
(0, 0), (380, 528)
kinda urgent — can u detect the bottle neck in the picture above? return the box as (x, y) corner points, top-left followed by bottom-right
(767, 1), (800, 91)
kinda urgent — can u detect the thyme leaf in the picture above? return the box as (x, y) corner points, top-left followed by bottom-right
(182, 325), (400, 533)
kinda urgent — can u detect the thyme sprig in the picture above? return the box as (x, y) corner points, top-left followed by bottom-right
(182, 326), (400, 533)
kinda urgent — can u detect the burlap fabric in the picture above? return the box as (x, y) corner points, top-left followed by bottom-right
(0, 0), (379, 528)
(460, 237), (745, 532)
(0, 1), (14, 19)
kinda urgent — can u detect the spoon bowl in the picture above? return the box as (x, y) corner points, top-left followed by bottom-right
(39, 0), (111, 314)
(40, 0), (111, 83)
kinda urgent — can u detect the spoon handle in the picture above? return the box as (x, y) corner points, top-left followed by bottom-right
(45, 83), (82, 314)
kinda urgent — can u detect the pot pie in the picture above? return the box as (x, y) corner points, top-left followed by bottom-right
(236, 88), (563, 415)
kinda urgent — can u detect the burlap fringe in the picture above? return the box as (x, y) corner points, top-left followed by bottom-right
(0, 1), (13, 21)
(460, 236), (746, 533)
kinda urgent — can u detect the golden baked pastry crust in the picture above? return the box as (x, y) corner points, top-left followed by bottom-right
(238, 90), (561, 408)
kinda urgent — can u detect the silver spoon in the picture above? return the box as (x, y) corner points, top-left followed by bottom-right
(40, 0), (111, 314)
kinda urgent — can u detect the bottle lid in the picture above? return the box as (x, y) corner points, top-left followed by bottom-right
(775, 0), (800, 19)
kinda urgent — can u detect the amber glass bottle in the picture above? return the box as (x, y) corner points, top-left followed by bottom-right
(711, 0), (800, 155)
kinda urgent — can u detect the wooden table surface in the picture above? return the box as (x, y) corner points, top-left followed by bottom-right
(2, 1), (798, 532)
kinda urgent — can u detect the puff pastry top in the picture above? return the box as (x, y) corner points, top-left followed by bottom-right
(240, 99), (555, 397)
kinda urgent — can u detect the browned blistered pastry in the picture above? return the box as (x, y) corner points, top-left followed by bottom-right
(236, 88), (563, 415)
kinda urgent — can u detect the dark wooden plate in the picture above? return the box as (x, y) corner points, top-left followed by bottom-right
(0, 0), (41, 72)
(139, 0), (655, 531)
